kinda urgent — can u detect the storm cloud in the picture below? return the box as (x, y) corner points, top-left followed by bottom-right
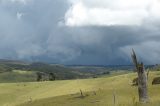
(0, 0), (160, 65)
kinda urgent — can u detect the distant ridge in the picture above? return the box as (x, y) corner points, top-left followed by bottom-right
(0, 59), (29, 65)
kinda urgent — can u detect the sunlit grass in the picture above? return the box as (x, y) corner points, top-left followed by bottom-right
(0, 71), (160, 106)
(0, 70), (36, 83)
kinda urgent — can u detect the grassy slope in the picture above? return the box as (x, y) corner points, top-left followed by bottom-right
(0, 70), (36, 83)
(0, 71), (160, 106)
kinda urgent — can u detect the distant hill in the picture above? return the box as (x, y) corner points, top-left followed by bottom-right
(0, 59), (103, 82)
(0, 59), (29, 65)
(1, 59), (154, 83)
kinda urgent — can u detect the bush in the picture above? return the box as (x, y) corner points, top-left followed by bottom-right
(152, 77), (160, 85)
(102, 71), (110, 75)
(49, 73), (56, 81)
(132, 77), (138, 86)
(36, 72), (44, 81)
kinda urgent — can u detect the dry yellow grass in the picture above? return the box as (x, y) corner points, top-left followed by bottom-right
(0, 71), (160, 106)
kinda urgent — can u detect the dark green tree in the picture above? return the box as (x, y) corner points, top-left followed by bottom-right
(49, 72), (56, 81)
(36, 72), (42, 81)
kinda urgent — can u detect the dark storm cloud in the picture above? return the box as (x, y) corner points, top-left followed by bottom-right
(62, 26), (160, 65)
(0, 0), (69, 61)
(0, 0), (160, 65)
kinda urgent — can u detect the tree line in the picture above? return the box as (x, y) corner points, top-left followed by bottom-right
(36, 72), (56, 81)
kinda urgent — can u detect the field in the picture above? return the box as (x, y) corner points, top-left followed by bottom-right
(0, 70), (36, 83)
(0, 71), (160, 106)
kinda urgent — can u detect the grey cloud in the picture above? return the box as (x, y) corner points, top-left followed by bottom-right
(0, 0), (160, 65)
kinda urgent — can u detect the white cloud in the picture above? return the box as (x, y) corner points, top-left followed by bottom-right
(16, 12), (24, 20)
(11, 0), (27, 4)
(65, 0), (160, 26)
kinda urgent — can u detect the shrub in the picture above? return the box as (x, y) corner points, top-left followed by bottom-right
(132, 77), (138, 86)
(36, 72), (42, 81)
(49, 73), (56, 81)
(152, 77), (160, 85)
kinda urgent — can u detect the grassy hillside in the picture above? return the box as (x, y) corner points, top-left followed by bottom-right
(0, 70), (36, 83)
(0, 71), (160, 106)
(0, 59), (155, 83)
(0, 61), (97, 82)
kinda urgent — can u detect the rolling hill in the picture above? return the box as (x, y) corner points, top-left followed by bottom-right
(0, 59), (119, 83)
(0, 71), (160, 106)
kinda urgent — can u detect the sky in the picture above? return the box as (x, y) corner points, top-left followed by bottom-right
(0, 0), (160, 65)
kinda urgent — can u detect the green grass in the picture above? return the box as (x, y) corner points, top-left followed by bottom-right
(0, 71), (160, 106)
(100, 70), (132, 78)
(0, 70), (36, 83)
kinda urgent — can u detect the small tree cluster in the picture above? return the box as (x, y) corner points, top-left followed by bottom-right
(49, 72), (56, 81)
(36, 72), (56, 81)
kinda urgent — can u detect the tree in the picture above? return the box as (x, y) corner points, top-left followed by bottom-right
(131, 49), (149, 103)
(49, 72), (56, 81)
(36, 72), (42, 81)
